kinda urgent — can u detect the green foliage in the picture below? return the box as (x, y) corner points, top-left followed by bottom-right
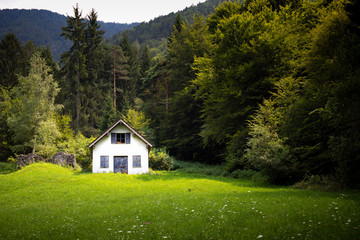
(59, 6), (115, 136)
(244, 77), (301, 184)
(55, 114), (95, 169)
(35, 118), (61, 158)
(98, 95), (122, 132)
(159, 16), (216, 162)
(149, 148), (174, 171)
(122, 107), (154, 143)
(57, 133), (95, 169)
(7, 52), (61, 156)
(293, 174), (342, 192)
(60, 4), (88, 133)
(174, 160), (229, 177)
(230, 168), (257, 179)
(0, 87), (13, 161)
(193, 0), (313, 152)
(0, 33), (29, 89)
(0, 162), (17, 174)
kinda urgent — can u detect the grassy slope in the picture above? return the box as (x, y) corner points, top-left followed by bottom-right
(0, 163), (359, 239)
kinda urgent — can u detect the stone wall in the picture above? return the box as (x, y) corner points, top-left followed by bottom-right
(50, 152), (76, 167)
(17, 152), (76, 169)
(17, 154), (44, 169)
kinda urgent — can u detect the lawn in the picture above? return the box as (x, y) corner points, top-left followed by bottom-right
(0, 163), (359, 239)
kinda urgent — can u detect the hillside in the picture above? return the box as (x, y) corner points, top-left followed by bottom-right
(0, 1), (226, 61)
(0, 9), (138, 61)
(110, 0), (226, 54)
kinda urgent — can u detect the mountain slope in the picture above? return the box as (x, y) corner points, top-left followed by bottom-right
(110, 0), (225, 44)
(0, 9), (138, 61)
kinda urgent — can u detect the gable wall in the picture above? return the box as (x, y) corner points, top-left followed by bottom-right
(92, 124), (149, 174)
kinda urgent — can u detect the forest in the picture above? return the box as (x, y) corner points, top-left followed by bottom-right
(0, 9), (138, 61)
(0, 0), (359, 188)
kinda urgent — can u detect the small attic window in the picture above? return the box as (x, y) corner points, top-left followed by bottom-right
(111, 133), (131, 144)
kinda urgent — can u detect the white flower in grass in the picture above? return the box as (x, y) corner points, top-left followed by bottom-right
(257, 235), (263, 238)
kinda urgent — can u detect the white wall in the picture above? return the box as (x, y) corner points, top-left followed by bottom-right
(92, 124), (149, 174)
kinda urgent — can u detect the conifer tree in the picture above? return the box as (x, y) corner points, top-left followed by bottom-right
(0, 33), (28, 89)
(60, 4), (87, 133)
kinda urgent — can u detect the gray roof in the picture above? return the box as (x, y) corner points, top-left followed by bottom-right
(89, 119), (152, 148)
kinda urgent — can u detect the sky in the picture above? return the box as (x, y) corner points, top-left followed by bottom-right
(0, 0), (208, 23)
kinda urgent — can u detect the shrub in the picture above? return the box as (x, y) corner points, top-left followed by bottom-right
(292, 175), (342, 191)
(251, 172), (269, 184)
(0, 162), (17, 174)
(57, 133), (95, 169)
(230, 169), (257, 179)
(149, 148), (174, 171)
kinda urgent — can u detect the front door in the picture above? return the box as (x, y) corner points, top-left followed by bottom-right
(114, 156), (128, 174)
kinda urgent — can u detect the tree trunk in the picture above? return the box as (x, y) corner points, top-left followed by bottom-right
(32, 135), (37, 155)
(165, 78), (169, 113)
(76, 64), (80, 132)
(113, 49), (116, 113)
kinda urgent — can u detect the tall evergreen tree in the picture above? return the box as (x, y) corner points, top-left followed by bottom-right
(118, 33), (140, 110)
(82, 9), (108, 136)
(60, 4), (87, 133)
(112, 45), (130, 113)
(0, 33), (28, 89)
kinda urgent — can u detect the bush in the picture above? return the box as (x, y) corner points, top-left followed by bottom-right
(174, 160), (229, 177)
(149, 148), (174, 171)
(251, 172), (269, 184)
(230, 169), (257, 179)
(292, 175), (342, 191)
(0, 162), (17, 174)
(57, 133), (95, 169)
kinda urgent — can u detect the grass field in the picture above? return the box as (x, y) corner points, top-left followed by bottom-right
(0, 163), (359, 239)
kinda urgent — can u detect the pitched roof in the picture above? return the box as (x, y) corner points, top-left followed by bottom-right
(89, 119), (152, 148)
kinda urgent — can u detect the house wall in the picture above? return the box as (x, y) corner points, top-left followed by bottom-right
(92, 124), (149, 174)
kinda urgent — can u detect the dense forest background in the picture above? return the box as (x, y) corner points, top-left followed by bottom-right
(0, 9), (139, 60)
(1, 0), (359, 188)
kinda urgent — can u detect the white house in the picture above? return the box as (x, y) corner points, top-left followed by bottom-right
(89, 119), (152, 174)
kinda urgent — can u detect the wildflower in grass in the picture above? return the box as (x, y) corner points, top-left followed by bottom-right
(257, 235), (263, 238)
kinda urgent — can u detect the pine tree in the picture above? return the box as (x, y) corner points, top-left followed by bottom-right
(0, 33), (28, 89)
(118, 33), (140, 110)
(60, 4), (87, 133)
(82, 9), (107, 136)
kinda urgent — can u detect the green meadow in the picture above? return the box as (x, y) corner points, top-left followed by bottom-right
(0, 163), (359, 239)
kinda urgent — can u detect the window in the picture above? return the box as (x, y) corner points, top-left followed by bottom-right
(100, 156), (109, 168)
(111, 133), (130, 144)
(133, 155), (141, 168)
